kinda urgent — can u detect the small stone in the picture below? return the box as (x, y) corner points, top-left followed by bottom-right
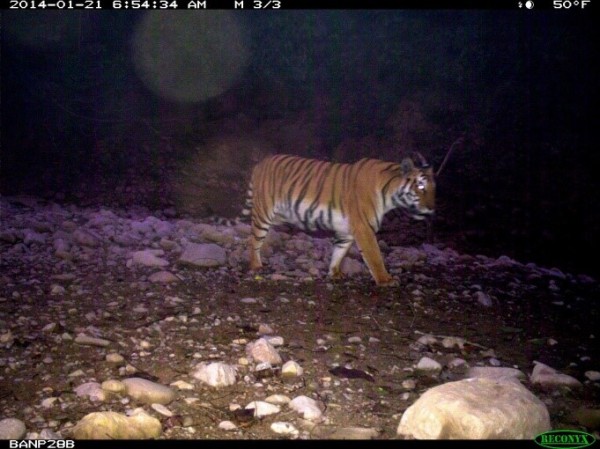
(348, 336), (362, 344)
(97, 378), (123, 393)
(106, 353), (125, 365)
(122, 378), (175, 405)
(417, 334), (437, 346)
(441, 337), (465, 349)
(530, 361), (582, 388)
(74, 382), (106, 401)
(289, 396), (323, 421)
(402, 379), (417, 390)
(416, 357), (442, 371)
(151, 403), (173, 417)
(170, 380), (195, 390)
(218, 421), (238, 431)
(240, 297), (258, 304)
(246, 338), (282, 365)
(74, 334), (110, 347)
(282, 361), (304, 377)
(270, 422), (299, 436)
(265, 394), (291, 405)
(258, 324), (274, 335)
(192, 362), (237, 387)
(474, 291), (493, 307)
(584, 371), (600, 381)
(245, 401), (281, 417)
(148, 271), (179, 283)
(466, 367), (526, 381)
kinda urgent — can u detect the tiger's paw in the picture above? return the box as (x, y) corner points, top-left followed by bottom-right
(375, 276), (399, 287)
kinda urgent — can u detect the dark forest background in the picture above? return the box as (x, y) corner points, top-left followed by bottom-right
(1, 10), (597, 276)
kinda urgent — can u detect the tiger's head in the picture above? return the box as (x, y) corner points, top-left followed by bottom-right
(396, 153), (436, 220)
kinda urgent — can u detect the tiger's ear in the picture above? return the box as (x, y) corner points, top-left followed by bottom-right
(400, 157), (415, 175)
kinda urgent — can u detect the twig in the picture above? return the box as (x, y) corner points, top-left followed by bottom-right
(436, 135), (465, 177)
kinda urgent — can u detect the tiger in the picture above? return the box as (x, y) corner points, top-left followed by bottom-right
(244, 153), (435, 286)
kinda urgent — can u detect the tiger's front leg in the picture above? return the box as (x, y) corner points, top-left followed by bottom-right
(352, 223), (398, 286)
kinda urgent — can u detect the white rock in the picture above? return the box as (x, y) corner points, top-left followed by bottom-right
(170, 380), (195, 390)
(447, 358), (468, 369)
(131, 250), (169, 267)
(265, 394), (291, 405)
(246, 338), (282, 365)
(584, 370), (600, 381)
(270, 422), (299, 436)
(101, 379), (125, 393)
(266, 336), (284, 346)
(397, 378), (550, 439)
(0, 418), (26, 439)
(74, 382), (106, 401)
(218, 420), (238, 431)
(106, 353), (125, 365)
(289, 396), (323, 421)
(416, 357), (442, 371)
(441, 337), (465, 349)
(41, 397), (59, 408)
(148, 271), (179, 283)
(179, 243), (226, 267)
(245, 401), (281, 417)
(71, 410), (161, 439)
(466, 367), (526, 381)
(530, 361), (582, 388)
(240, 297), (258, 304)
(192, 362), (237, 387)
(474, 291), (493, 307)
(151, 403), (173, 417)
(74, 334), (110, 347)
(282, 361), (304, 377)
(417, 334), (438, 346)
(122, 378), (175, 404)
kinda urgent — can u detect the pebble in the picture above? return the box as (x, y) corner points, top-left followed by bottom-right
(151, 403), (173, 417)
(74, 334), (110, 347)
(246, 338), (282, 365)
(74, 382), (106, 401)
(122, 378), (175, 404)
(289, 396), (323, 421)
(218, 421), (238, 431)
(282, 360), (304, 377)
(416, 357), (442, 371)
(265, 394), (291, 405)
(245, 401), (281, 417)
(192, 362), (237, 387)
(270, 422), (299, 436)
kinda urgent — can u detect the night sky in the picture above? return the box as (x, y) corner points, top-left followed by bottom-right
(1, 10), (597, 275)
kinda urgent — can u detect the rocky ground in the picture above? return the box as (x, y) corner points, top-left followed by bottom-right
(0, 194), (599, 440)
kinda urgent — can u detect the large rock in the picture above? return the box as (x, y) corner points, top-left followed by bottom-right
(179, 243), (227, 267)
(397, 378), (550, 439)
(71, 410), (161, 439)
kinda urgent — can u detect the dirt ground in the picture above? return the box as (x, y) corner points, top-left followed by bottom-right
(1, 197), (598, 439)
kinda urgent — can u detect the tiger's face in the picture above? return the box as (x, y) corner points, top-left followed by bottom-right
(395, 159), (436, 220)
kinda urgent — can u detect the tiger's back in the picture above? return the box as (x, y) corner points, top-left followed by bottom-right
(246, 154), (435, 286)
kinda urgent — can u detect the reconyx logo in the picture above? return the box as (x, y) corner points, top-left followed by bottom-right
(535, 430), (596, 449)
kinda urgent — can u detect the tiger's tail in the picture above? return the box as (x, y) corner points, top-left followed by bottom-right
(240, 181), (253, 220)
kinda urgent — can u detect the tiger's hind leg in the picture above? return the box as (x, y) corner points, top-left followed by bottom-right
(328, 235), (354, 279)
(249, 216), (271, 271)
